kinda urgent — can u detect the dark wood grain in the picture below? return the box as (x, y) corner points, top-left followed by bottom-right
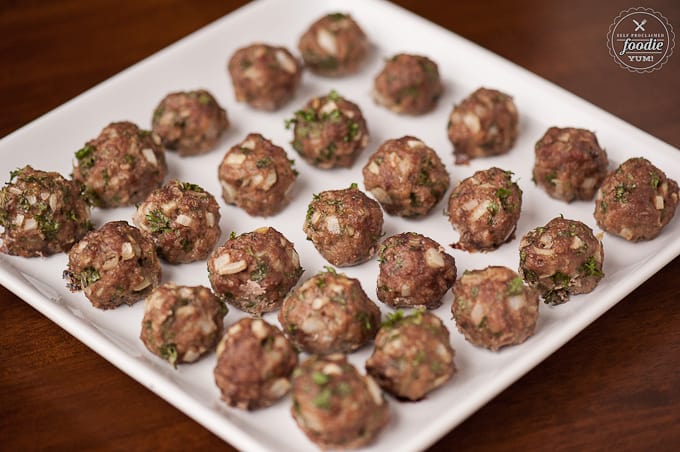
(1, 1), (679, 450)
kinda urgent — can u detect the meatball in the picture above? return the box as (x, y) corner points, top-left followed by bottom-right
(377, 232), (456, 309)
(363, 136), (449, 217)
(447, 167), (522, 252)
(227, 43), (302, 111)
(214, 318), (297, 410)
(64, 221), (161, 309)
(291, 354), (389, 449)
(303, 184), (383, 266)
(447, 87), (518, 163)
(151, 89), (229, 156)
(207, 226), (303, 315)
(519, 217), (604, 305)
(298, 12), (368, 76)
(0, 166), (91, 257)
(279, 268), (380, 354)
(373, 53), (443, 115)
(141, 283), (225, 367)
(452, 266), (539, 350)
(533, 127), (609, 202)
(366, 310), (456, 400)
(132, 180), (221, 264)
(72, 121), (167, 207)
(594, 157), (679, 241)
(218, 133), (297, 217)
(286, 90), (369, 169)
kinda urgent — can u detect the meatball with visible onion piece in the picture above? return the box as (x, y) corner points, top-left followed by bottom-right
(298, 12), (368, 77)
(0, 166), (91, 257)
(279, 268), (380, 354)
(363, 136), (449, 217)
(291, 354), (390, 449)
(452, 266), (539, 350)
(214, 318), (297, 410)
(373, 53), (443, 115)
(218, 133), (297, 217)
(72, 121), (167, 207)
(533, 127), (609, 202)
(303, 184), (383, 267)
(377, 232), (456, 309)
(141, 283), (225, 367)
(286, 90), (369, 169)
(519, 217), (604, 305)
(64, 221), (161, 309)
(447, 167), (522, 252)
(208, 226), (303, 315)
(133, 180), (221, 264)
(447, 87), (518, 163)
(366, 310), (456, 401)
(228, 43), (302, 111)
(594, 157), (679, 241)
(151, 89), (229, 156)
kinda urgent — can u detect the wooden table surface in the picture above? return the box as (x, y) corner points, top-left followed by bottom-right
(1, 0), (679, 450)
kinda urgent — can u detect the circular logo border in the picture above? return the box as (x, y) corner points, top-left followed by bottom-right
(607, 7), (675, 74)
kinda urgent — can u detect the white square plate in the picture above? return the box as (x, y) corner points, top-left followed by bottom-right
(1, 0), (679, 450)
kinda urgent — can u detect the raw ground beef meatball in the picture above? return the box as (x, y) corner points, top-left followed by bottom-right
(298, 12), (368, 77)
(64, 221), (161, 309)
(377, 232), (456, 309)
(533, 127), (609, 202)
(279, 268), (380, 354)
(227, 43), (302, 111)
(291, 354), (390, 449)
(207, 226), (303, 315)
(447, 167), (522, 252)
(286, 90), (369, 169)
(519, 217), (604, 305)
(373, 53), (443, 115)
(214, 318), (298, 410)
(218, 133), (297, 217)
(141, 283), (225, 367)
(447, 87), (518, 163)
(303, 184), (383, 266)
(594, 157), (679, 241)
(0, 166), (91, 257)
(363, 136), (449, 217)
(452, 266), (539, 351)
(366, 310), (456, 400)
(151, 89), (229, 156)
(133, 180), (221, 264)
(72, 121), (167, 207)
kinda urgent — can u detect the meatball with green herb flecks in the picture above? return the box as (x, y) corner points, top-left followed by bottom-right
(452, 266), (539, 350)
(519, 217), (604, 305)
(373, 53), (443, 115)
(303, 184), (383, 266)
(141, 283), (225, 367)
(214, 318), (297, 410)
(207, 226), (303, 315)
(279, 267), (380, 355)
(151, 89), (229, 156)
(447, 167), (522, 252)
(366, 310), (456, 400)
(291, 354), (390, 449)
(363, 136), (449, 217)
(64, 221), (161, 309)
(133, 180), (221, 264)
(0, 166), (91, 257)
(298, 12), (368, 77)
(72, 121), (167, 207)
(594, 157), (679, 241)
(286, 90), (368, 169)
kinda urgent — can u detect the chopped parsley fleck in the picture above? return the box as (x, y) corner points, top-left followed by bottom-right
(75, 145), (96, 169)
(256, 157), (272, 168)
(327, 90), (341, 101)
(614, 183), (636, 202)
(327, 12), (347, 21)
(197, 92), (212, 105)
(311, 371), (329, 385)
(78, 267), (100, 288)
(496, 187), (513, 210)
(552, 271), (571, 288)
(507, 277), (524, 296)
(356, 311), (372, 331)
(160, 343), (179, 367)
(146, 208), (172, 234)
(323, 265), (337, 274)
(312, 387), (332, 409)
(250, 260), (269, 282)
(545, 172), (557, 185)
(486, 201), (499, 217)
(349, 182), (358, 190)
(9, 168), (21, 182)
(650, 172), (661, 189)
(580, 256), (603, 277)
(179, 181), (204, 192)
(344, 121), (359, 142)
(229, 231), (237, 240)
